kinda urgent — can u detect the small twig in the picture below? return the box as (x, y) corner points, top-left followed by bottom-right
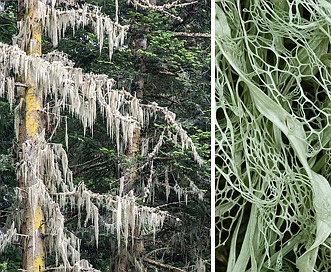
(15, 233), (29, 238)
(0, 13), (16, 23)
(49, 190), (76, 196)
(14, 82), (29, 88)
(157, 200), (192, 208)
(144, 247), (170, 257)
(64, 214), (78, 224)
(0, 210), (20, 218)
(143, 257), (186, 271)
(43, 266), (66, 271)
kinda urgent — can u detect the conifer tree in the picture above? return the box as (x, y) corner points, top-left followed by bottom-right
(0, 0), (207, 271)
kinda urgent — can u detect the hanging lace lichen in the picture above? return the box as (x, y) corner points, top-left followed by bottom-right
(216, 1), (331, 271)
(0, 1), (205, 270)
(14, 0), (128, 60)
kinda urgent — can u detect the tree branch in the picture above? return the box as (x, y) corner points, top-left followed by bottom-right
(143, 257), (186, 271)
(172, 32), (211, 38)
(129, 0), (198, 22)
(73, 160), (111, 175)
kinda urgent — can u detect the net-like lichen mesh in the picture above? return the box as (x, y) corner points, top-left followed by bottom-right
(216, 0), (331, 271)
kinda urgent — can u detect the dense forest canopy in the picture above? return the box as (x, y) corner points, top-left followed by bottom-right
(0, 0), (210, 271)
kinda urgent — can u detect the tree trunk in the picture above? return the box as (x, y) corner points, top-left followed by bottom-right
(117, 38), (147, 271)
(122, 38), (146, 194)
(123, 128), (141, 194)
(17, 0), (45, 270)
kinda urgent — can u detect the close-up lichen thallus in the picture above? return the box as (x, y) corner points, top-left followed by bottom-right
(0, 0), (211, 271)
(216, 0), (331, 271)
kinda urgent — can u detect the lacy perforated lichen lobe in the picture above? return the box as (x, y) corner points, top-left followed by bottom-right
(216, 0), (331, 271)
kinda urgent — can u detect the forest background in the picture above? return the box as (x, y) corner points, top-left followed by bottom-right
(0, 0), (211, 271)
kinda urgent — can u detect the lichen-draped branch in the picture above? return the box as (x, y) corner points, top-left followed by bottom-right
(0, 41), (203, 163)
(14, 0), (128, 60)
(16, 132), (168, 270)
(128, 0), (198, 22)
